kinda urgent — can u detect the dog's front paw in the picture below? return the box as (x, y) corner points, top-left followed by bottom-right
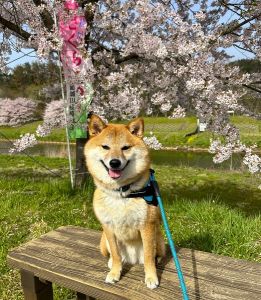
(105, 270), (121, 284)
(145, 275), (159, 289)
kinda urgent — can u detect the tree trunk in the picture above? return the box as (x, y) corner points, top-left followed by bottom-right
(75, 137), (88, 187)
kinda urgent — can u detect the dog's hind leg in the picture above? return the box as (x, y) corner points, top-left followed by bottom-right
(100, 230), (109, 257)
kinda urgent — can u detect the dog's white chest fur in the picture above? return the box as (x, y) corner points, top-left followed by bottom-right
(94, 192), (148, 265)
(95, 192), (148, 232)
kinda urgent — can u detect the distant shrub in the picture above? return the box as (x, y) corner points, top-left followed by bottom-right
(40, 83), (62, 101)
(0, 98), (37, 126)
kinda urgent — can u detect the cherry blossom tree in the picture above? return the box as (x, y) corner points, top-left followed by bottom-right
(36, 99), (66, 137)
(0, 97), (37, 126)
(0, 0), (261, 173)
(8, 99), (66, 154)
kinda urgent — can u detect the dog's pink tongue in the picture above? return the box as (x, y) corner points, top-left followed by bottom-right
(109, 169), (122, 179)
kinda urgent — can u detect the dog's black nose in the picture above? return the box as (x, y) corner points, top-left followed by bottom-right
(109, 159), (121, 169)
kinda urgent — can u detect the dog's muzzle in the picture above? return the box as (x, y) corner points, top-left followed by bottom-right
(100, 160), (130, 179)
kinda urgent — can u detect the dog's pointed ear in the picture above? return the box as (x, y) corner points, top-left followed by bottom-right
(88, 115), (106, 137)
(127, 118), (144, 138)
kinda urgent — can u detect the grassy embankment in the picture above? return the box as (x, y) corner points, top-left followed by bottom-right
(0, 155), (260, 299)
(1, 116), (261, 149)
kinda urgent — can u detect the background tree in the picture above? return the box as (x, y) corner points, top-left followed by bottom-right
(0, 61), (61, 101)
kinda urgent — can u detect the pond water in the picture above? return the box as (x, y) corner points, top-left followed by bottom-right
(0, 140), (246, 171)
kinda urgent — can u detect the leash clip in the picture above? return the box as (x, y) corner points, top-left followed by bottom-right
(119, 184), (131, 198)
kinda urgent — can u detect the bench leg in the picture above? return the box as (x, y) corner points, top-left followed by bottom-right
(77, 292), (96, 300)
(20, 269), (53, 300)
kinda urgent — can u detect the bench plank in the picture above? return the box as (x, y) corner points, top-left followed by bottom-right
(7, 226), (261, 300)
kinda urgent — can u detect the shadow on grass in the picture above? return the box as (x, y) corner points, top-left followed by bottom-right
(161, 180), (261, 217)
(178, 233), (214, 254)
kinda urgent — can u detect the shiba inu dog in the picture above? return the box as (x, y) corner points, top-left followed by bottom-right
(84, 114), (165, 289)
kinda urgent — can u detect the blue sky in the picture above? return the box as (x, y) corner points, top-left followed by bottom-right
(7, 49), (38, 69)
(224, 47), (255, 61)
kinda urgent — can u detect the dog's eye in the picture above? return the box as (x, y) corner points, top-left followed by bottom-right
(121, 145), (131, 151)
(102, 145), (110, 150)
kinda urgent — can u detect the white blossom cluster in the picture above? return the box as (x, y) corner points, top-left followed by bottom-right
(209, 139), (261, 173)
(9, 133), (37, 153)
(97, 86), (142, 120)
(143, 134), (162, 150)
(243, 148), (261, 174)
(209, 139), (240, 164)
(169, 106), (186, 119)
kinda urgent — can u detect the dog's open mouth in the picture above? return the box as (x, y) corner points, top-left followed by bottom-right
(100, 160), (130, 179)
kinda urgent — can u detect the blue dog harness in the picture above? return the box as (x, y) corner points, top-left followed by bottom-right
(119, 169), (158, 206)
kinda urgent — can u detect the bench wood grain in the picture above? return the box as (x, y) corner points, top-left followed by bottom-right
(7, 225), (261, 300)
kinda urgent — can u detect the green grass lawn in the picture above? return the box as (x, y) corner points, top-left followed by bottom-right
(0, 121), (67, 143)
(1, 115), (261, 148)
(0, 154), (261, 299)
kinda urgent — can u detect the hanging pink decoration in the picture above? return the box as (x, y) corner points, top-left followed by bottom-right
(64, 0), (79, 10)
(58, 1), (92, 140)
(59, 0), (87, 80)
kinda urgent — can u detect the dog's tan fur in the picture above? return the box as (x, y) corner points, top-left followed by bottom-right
(84, 115), (165, 289)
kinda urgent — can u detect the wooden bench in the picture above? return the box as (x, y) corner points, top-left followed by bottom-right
(7, 225), (261, 300)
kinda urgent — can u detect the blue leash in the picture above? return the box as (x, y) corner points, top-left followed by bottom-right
(149, 171), (189, 300)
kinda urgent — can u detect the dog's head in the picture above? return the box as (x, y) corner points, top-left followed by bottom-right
(84, 115), (150, 188)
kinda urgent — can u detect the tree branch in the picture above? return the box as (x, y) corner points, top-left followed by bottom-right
(243, 84), (261, 94)
(32, 0), (54, 31)
(220, 0), (244, 19)
(233, 43), (256, 54)
(0, 14), (31, 40)
(83, 1), (98, 50)
(115, 53), (140, 64)
(221, 12), (261, 36)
